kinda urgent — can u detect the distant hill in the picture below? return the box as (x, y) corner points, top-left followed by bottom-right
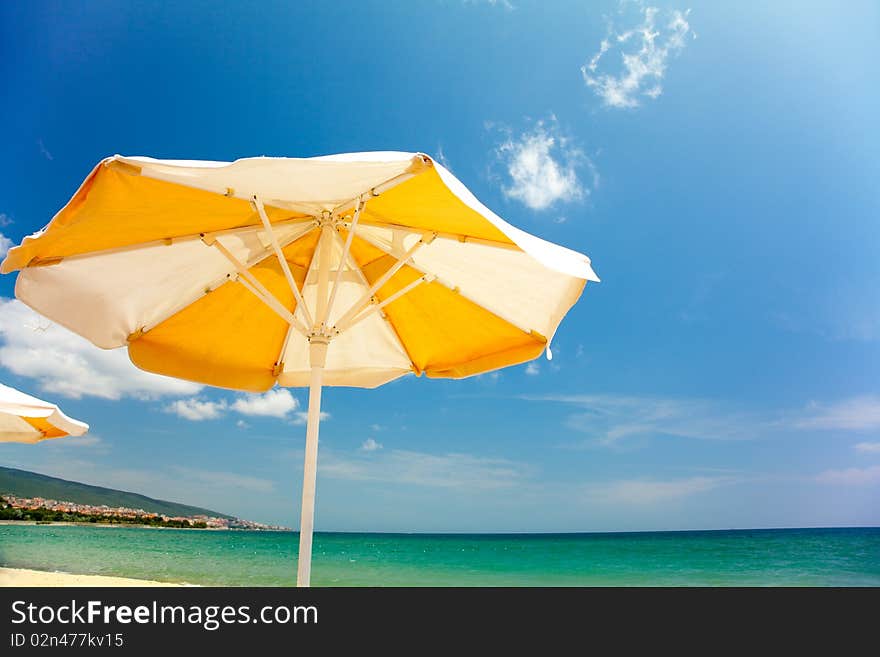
(0, 466), (234, 520)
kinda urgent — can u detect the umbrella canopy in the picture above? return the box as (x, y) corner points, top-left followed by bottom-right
(0, 382), (89, 443)
(1, 151), (599, 584)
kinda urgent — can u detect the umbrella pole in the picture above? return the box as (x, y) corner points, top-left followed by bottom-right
(296, 338), (328, 587)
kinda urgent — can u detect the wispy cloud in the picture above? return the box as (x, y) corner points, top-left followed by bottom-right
(165, 397), (227, 421)
(0, 233), (12, 259)
(0, 213), (12, 227)
(231, 389), (299, 419)
(771, 303), (880, 344)
(291, 411), (330, 426)
(522, 391), (880, 449)
(854, 442), (880, 454)
(0, 455), (275, 515)
(792, 396), (880, 432)
(321, 449), (532, 490)
(816, 465), (880, 486)
(171, 466), (275, 493)
(0, 298), (202, 400)
(435, 145), (452, 171)
(464, 0), (514, 9)
(588, 475), (735, 505)
(360, 438), (383, 452)
(42, 434), (107, 451)
(37, 139), (53, 161)
(493, 116), (591, 211)
(582, 6), (693, 109)
(524, 362), (540, 376)
(525, 393), (764, 447)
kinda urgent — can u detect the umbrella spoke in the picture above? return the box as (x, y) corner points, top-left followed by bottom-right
(337, 273), (435, 334)
(326, 228), (421, 374)
(254, 195), (315, 329)
(342, 212), (520, 252)
(205, 236), (310, 337)
(324, 198), (363, 325)
(331, 237), (429, 333)
(329, 154), (433, 217)
(353, 229), (544, 342)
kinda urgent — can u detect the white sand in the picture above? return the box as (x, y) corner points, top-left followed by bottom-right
(0, 567), (187, 587)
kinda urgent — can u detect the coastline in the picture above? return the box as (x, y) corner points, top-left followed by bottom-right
(0, 520), (286, 531)
(0, 520), (226, 531)
(0, 567), (189, 587)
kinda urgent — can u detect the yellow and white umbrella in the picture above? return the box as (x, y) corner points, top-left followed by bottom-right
(1, 151), (599, 584)
(0, 382), (89, 443)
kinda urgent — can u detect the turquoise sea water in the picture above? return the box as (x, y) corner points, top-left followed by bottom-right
(1, 524), (878, 586)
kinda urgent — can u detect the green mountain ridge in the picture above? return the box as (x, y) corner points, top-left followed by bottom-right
(0, 466), (234, 520)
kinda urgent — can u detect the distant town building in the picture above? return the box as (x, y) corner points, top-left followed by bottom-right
(1, 494), (289, 531)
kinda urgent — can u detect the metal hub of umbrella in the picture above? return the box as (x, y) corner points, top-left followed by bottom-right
(1, 151), (599, 586)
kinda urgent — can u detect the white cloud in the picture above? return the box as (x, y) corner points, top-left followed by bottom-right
(582, 7), (693, 109)
(171, 466), (275, 493)
(435, 145), (452, 171)
(525, 362), (540, 376)
(231, 388), (299, 419)
(38, 138), (53, 161)
(465, 0), (514, 9)
(321, 449), (531, 490)
(292, 410), (330, 425)
(495, 117), (588, 210)
(524, 393), (764, 446)
(0, 233), (12, 259)
(591, 475), (732, 505)
(816, 465), (880, 486)
(0, 213), (12, 227)
(165, 397), (227, 421)
(43, 434), (106, 450)
(360, 438), (383, 452)
(369, 423), (385, 432)
(0, 298), (201, 400)
(164, 389), (307, 423)
(854, 442), (880, 454)
(793, 396), (880, 432)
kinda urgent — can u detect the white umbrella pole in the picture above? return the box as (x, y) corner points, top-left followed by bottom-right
(296, 338), (328, 587)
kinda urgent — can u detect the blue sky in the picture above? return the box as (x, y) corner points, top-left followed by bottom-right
(1, 1), (878, 531)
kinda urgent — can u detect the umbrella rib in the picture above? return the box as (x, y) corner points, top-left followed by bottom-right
(332, 238), (428, 332)
(130, 223), (314, 338)
(337, 274), (434, 334)
(329, 154), (433, 217)
(327, 227), (422, 375)
(352, 230), (545, 342)
(204, 238), (310, 337)
(272, 229), (324, 379)
(235, 276), (309, 337)
(254, 195), (315, 329)
(23, 216), (315, 268)
(344, 210), (520, 252)
(324, 198), (363, 324)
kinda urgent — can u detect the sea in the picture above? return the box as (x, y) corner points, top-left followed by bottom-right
(1, 524), (878, 586)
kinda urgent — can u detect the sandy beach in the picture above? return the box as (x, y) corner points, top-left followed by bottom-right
(0, 567), (185, 587)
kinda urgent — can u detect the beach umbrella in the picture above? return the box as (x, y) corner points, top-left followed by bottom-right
(0, 152), (599, 585)
(0, 382), (89, 443)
